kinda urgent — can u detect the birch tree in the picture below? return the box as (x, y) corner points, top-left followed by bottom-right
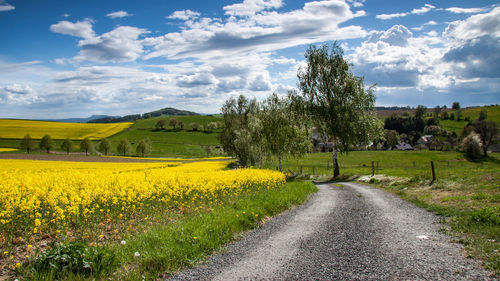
(298, 43), (377, 177)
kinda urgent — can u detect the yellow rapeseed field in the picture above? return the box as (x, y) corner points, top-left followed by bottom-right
(0, 119), (132, 140)
(0, 148), (18, 152)
(0, 159), (285, 242)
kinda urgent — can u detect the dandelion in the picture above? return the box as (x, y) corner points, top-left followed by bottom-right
(3, 251), (8, 255)
(15, 263), (21, 268)
(193, 236), (198, 240)
(121, 240), (126, 245)
(134, 251), (140, 257)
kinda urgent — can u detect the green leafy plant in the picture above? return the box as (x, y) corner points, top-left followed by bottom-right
(28, 240), (115, 278)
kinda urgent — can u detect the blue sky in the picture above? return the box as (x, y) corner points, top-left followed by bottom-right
(0, 0), (499, 118)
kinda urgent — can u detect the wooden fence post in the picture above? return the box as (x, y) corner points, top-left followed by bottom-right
(430, 161), (436, 185)
(371, 161), (375, 176)
(300, 165), (302, 175)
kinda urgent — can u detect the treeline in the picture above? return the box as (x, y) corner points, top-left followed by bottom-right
(382, 102), (498, 160)
(19, 134), (153, 157)
(89, 107), (199, 123)
(152, 117), (221, 133)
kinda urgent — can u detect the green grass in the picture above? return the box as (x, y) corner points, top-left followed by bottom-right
(103, 115), (223, 157)
(440, 105), (500, 134)
(21, 181), (317, 280)
(264, 150), (500, 277)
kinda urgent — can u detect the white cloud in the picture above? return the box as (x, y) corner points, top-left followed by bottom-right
(444, 7), (500, 41)
(445, 7), (488, 14)
(146, 0), (367, 60)
(106, 10), (131, 19)
(223, 0), (283, 17)
(0, 0), (14, 12)
(76, 26), (149, 63)
(50, 19), (95, 39)
(412, 20), (438, 31)
(376, 4), (435, 20)
(167, 9), (200, 20)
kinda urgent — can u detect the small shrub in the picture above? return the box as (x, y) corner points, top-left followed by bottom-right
(461, 132), (483, 161)
(369, 177), (379, 184)
(28, 241), (115, 278)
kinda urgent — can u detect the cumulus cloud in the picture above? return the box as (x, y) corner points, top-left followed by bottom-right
(368, 25), (412, 46)
(106, 10), (131, 18)
(248, 74), (271, 91)
(444, 7), (500, 41)
(167, 9), (200, 20)
(0, 0), (14, 12)
(50, 19), (95, 39)
(376, 4), (435, 20)
(76, 26), (149, 63)
(442, 8), (500, 79)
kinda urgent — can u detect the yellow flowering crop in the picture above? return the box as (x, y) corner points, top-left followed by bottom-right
(0, 159), (285, 240)
(0, 119), (132, 140)
(0, 148), (18, 152)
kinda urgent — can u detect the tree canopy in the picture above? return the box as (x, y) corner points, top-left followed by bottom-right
(297, 42), (378, 177)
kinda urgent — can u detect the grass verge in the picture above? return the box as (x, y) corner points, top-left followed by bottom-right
(19, 181), (317, 280)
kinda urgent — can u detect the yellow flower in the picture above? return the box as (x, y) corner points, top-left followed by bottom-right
(15, 262), (21, 268)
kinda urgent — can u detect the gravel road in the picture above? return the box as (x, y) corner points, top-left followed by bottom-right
(166, 182), (492, 280)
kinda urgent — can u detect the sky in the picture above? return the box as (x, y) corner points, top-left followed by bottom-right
(0, 0), (499, 119)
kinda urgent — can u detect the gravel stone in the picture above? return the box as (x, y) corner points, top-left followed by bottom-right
(166, 182), (493, 281)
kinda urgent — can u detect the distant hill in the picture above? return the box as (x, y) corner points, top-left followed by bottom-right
(89, 107), (199, 123)
(42, 115), (117, 123)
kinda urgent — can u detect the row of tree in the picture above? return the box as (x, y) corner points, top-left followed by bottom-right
(220, 43), (381, 177)
(154, 118), (220, 132)
(20, 134), (153, 157)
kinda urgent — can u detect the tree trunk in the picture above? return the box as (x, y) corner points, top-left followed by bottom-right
(278, 152), (282, 172)
(259, 146), (263, 169)
(332, 140), (340, 178)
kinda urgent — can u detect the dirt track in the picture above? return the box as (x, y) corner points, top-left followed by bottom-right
(167, 182), (492, 280)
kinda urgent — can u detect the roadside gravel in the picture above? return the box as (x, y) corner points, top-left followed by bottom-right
(166, 182), (492, 280)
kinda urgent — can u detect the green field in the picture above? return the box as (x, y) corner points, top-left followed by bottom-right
(106, 115), (223, 157)
(439, 105), (500, 134)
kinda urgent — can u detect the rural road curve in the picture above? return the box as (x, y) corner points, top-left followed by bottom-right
(167, 182), (492, 280)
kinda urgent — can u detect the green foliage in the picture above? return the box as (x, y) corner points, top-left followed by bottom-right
(384, 130), (399, 148)
(80, 138), (94, 156)
(462, 133), (483, 161)
(97, 138), (112, 156)
(169, 118), (178, 130)
(298, 42), (378, 177)
(452, 101), (461, 110)
(20, 133), (35, 154)
(39, 134), (54, 153)
(259, 93), (311, 171)
(471, 120), (499, 157)
(478, 109), (487, 121)
(155, 119), (166, 130)
(117, 139), (131, 156)
(136, 138), (152, 157)
(27, 240), (115, 279)
(220, 95), (259, 167)
(61, 138), (74, 154)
